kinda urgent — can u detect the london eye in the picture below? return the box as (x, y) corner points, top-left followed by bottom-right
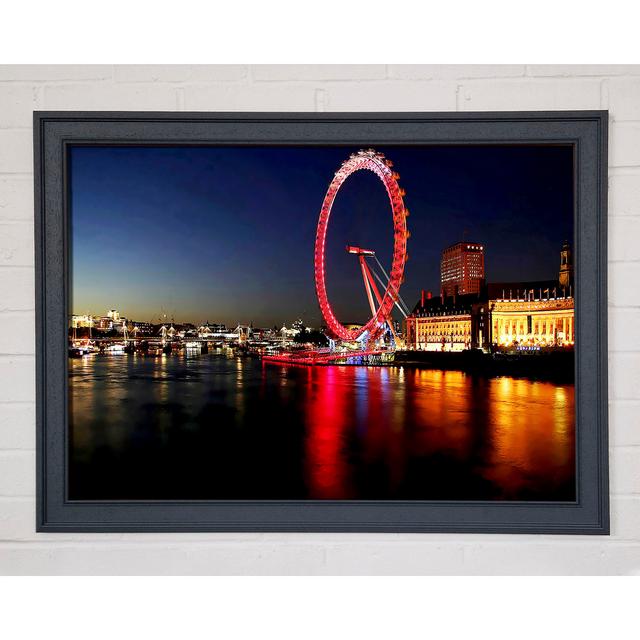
(313, 149), (410, 344)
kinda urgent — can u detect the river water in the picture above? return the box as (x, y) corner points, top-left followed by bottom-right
(69, 352), (575, 501)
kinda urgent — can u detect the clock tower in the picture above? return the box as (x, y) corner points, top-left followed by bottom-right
(559, 240), (573, 290)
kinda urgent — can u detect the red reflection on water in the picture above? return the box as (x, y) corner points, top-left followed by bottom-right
(304, 366), (409, 499)
(303, 365), (575, 500)
(70, 356), (575, 500)
(304, 366), (352, 498)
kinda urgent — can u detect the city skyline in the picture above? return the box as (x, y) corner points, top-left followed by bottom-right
(70, 145), (573, 326)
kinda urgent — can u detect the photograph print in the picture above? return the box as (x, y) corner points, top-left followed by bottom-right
(68, 143), (575, 502)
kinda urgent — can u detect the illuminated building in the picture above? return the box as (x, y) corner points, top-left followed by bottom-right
(407, 242), (574, 351)
(440, 241), (485, 297)
(405, 291), (488, 352)
(280, 324), (300, 339)
(488, 292), (574, 347)
(70, 314), (94, 329)
(97, 310), (127, 332)
(485, 277), (574, 347)
(97, 317), (113, 331)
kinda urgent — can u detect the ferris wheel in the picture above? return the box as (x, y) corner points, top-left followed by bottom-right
(313, 149), (410, 344)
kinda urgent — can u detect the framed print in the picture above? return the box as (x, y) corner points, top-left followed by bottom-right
(35, 111), (609, 532)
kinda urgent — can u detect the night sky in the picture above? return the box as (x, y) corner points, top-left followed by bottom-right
(70, 145), (573, 328)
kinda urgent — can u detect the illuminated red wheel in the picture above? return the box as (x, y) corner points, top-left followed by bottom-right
(314, 149), (408, 341)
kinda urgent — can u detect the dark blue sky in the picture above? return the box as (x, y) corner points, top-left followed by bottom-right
(70, 145), (573, 327)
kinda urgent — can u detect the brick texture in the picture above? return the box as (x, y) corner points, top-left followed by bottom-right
(0, 64), (639, 574)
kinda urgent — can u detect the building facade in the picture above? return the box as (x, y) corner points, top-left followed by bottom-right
(489, 296), (574, 347)
(440, 241), (485, 297)
(406, 242), (575, 352)
(405, 293), (488, 352)
(406, 290), (574, 352)
(70, 314), (94, 329)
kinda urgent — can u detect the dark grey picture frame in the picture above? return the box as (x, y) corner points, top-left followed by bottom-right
(34, 111), (609, 533)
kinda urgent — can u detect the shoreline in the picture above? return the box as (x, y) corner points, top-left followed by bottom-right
(69, 346), (576, 383)
(394, 349), (575, 383)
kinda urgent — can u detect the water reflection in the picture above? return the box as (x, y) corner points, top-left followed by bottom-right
(305, 366), (352, 498)
(69, 354), (575, 501)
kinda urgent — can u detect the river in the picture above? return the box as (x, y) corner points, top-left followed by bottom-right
(69, 352), (575, 501)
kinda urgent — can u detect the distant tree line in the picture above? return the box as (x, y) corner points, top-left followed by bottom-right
(293, 324), (329, 346)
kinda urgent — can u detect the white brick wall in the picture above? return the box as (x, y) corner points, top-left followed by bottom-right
(0, 64), (638, 575)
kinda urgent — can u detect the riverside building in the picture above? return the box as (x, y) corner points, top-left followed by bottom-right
(440, 241), (485, 297)
(406, 242), (575, 351)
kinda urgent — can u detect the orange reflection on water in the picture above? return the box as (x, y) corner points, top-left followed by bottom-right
(403, 368), (477, 459)
(484, 377), (575, 499)
(71, 355), (576, 500)
(302, 365), (575, 500)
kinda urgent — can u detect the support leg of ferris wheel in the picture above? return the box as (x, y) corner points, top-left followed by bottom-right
(371, 254), (410, 317)
(359, 255), (378, 319)
(359, 257), (403, 348)
(368, 263), (410, 320)
(358, 256), (380, 351)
